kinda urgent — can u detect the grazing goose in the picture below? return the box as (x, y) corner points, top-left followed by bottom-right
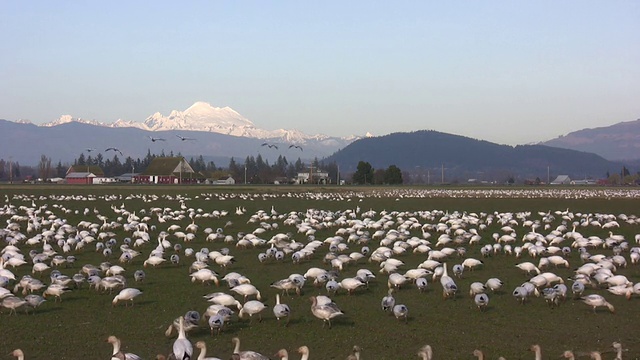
(393, 304), (409, 322)
(231, 284), (262, 301)
(231, 337), (269, 360)
(381, 289), (395, 312)
(173, 316), (193, 360)
(107, 335), (142, 360)
(474, 293), (489, 311)
(562, 350), (576, 359)
(273, 294), (291, 326)
(238, 300), (267, 323)
(485, 278), (503, 292)
(589, 351), (603, 360)
(309, 295), (344, 328)
(112, 288), (143, 307)
(581, 294), (615, 313)
(274, 349), (289, 360)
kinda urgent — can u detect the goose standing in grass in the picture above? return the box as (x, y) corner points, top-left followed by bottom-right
(393, 304), (409, 322)
(474, 293), (489, 311)
(581, 294), (615, 313)
(530, 344), (542, 360)
(309, 295), (344, 328)
(231, 337), (269, 360)
(239, 300), (267, 323)
(562, 350), (576, 359)
(10, 349), (25, 360)
(107, 335), (142, 360)
(297, 346), (310, 360)
(346, 345), (361, 360)
(231, 284), (262, 301)
(612, 341), (623, 360)
(381, 289), (395, 312)
(485, 278), (503, 292)
(589, 351), (603, 360)
(2, 296), (27, 315)
(274, 349), (289, 360)
(417, 345), (433, 360)
(112, 288), (142, 307)
(194, 341), (222, 360)
(472, 349), (485, 360)
(173, 316), (193, 360)
(273, 294), (291, 326)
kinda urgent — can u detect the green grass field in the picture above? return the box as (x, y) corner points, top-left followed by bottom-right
(1, 185), (639, 359)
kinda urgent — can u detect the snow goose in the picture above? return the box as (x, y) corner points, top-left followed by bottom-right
(2, 296), (27, 315)
(515, 262), (540, 275)
(274, 349), (289, 360)
(387, 273), (408, 290)
(417, 345), (433, 360)
(485, 278), (503, 292)
(309, 295), (344, 328)
(530, 344), (542, 360)
(469, 282), (486, 297)
(562, 350), (576, 359)
(238, 300), (267, 323)
(107, 335), (142, 360)
(346, 345), (362, 360)
(341, 277), (366, 294)
(173, 316), (193, 360)
(393, 304), (409, 322)
(195, 341), (222, 360)
(273, 294), (291, 326)
(10, 349), (25, 360)
(231, 337), (269, 360)
(612, 341), (623, 360)
(231, 284), (262, 301)
(474, 293), (489, 311)
(112, 288), (142, 307)
(381, 289), (395, 312)
(580, 294), (615, 313)
(472, 349), (484, 360)
(297, 346), (310, 360)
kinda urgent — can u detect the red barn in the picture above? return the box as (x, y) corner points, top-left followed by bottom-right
(65, 172), (96, 185)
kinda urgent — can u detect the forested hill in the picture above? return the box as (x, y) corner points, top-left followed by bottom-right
(324, 130), (618, 180)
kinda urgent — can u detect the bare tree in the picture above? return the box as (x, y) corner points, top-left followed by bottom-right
(38, 154), (52, 181)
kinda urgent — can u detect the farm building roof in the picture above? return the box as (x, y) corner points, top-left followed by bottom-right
(67, 165), (104, 176)
(142, 157), (194, 176)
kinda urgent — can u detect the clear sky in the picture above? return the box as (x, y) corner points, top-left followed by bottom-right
(1, 1), (638, 145)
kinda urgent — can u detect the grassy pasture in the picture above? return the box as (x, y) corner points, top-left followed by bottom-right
(1, 185), (640, 359)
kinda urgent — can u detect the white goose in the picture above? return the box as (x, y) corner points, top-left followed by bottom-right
(231, 337), (269, 360)
(581, 294), (615, 313)
(107, 335), (142, 360)
(273, 294), (291, 326)
(173, 316), (193, 360)
(195, 341), (222, 360)
(309, 295), (344, 328)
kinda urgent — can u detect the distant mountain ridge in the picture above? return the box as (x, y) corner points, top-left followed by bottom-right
(26, 101), (359, 144)
(325, 130), (618, 181)
(542, 118), (640, 161)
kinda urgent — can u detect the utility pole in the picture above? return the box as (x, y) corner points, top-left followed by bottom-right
(309, 163), (313, 185)
(427, 170), (430, 185)
(244, 165), (247, 185)
(9, 156), (13, 184)
(547, 166), (550, 184)
(441, 164), (444, 184)
(337, 165), (340, 185)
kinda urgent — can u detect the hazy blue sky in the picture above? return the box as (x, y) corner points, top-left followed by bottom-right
(1, 1), (638, 145)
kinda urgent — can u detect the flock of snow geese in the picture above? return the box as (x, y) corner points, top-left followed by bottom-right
(1, 188), (640, 359)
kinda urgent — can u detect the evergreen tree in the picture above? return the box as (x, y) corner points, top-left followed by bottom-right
(352, 161), (374, 185)
(384, 165), (403, 184)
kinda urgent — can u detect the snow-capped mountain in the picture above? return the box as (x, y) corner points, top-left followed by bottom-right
(38, 101), (356, 144)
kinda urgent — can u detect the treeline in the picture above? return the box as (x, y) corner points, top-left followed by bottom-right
(0, 150), (340, 184)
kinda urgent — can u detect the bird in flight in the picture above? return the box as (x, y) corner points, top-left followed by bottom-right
(261, 143), (278, 149)
(85, 148), (97, 153)
(176, 134), (196, 141)
(288, 144), (303, 151)
(105, 147), (123, 156)
(148, 136), (166, 142)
